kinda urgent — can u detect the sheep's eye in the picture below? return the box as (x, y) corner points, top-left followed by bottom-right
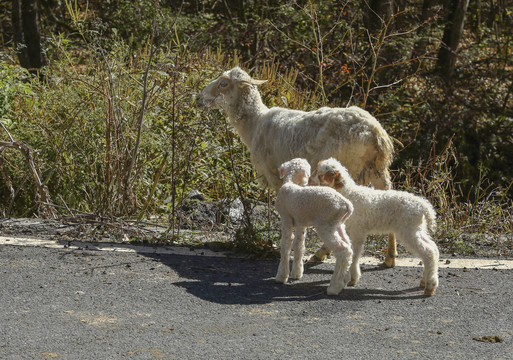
(219, 79), (229, 88)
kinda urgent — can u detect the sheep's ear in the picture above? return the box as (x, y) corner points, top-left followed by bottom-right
(333, 171), (344, 189)
(251, 79), (267, 86)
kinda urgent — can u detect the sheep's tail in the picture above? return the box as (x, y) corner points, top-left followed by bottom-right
(374, 125), (394, 175)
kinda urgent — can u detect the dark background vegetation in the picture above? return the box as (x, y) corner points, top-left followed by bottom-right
(1, 1), (512, 253)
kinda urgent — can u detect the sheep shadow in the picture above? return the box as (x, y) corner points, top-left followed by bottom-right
(144, 252), (428, 305)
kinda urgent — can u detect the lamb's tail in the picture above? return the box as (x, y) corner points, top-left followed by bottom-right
(424, 202), (437, 234)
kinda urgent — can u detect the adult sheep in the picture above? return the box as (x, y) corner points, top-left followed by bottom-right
(196, 66), (397, 267)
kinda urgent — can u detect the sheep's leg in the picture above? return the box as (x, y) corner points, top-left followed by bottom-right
(291, 226), (306, 279)
(276, 219), (294, 284)
(318, 227), (353, 296)
(348, 234), (365, 286)
(384, 233), (398, 268)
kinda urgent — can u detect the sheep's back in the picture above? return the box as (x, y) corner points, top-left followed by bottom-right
(252, 106), (392, 189)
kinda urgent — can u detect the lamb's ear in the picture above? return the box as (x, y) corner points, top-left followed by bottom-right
(279, 166), (285, 179)
(251, 79), (267, 86)
(333, 171), (345, 189)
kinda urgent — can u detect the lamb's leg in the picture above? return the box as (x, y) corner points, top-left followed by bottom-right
(370, 173), (397, 268)
(337, 224), (351, 247)
(337, 224), (353, 285)
(348, 234), (365, 286)
(417, 233), (440, 296)
(318, 227), (353, 296)
(276, 219), (294, 284)
(399, 230), (439, 296)
(291, 226), (306, 279)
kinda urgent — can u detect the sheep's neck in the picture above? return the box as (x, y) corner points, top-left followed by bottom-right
(225, 89), (268, 147)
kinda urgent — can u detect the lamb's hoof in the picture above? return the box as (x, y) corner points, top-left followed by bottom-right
(290, 272), (303, 280)
(347, 279), (358, 287)
(424, 287), (436, 296)
(275, 275), (288, 284)
(383, 255), (396, 268)
(326, 285), (343, 296)
(420, 279), (426, 287)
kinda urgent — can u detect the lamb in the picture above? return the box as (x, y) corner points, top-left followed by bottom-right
(310, 158), (439, 296)
(196, 66), (398, 267)
(275, 158), (354, 296)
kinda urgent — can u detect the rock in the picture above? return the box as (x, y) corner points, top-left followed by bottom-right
(187, 190), (205, 201)
(229, 198), (244, 224)
(472, 336), (504, 343)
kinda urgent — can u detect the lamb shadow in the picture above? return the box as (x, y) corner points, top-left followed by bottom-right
(303, 261), (391, 275)
(144, 252), (428, 305)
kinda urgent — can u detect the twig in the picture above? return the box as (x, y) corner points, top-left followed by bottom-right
(0, 138), (57, 218)
(220, 115), (253, 231)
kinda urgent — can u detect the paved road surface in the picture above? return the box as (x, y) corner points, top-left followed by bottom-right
(1, 238), (512, 359)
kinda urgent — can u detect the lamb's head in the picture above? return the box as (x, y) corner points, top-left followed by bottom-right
(196, 66), (267, 112)
(309, 158), (351, 190)
(278, 158), (311, 186)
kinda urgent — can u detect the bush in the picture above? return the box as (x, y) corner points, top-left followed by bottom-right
(1, 1), (512, 254)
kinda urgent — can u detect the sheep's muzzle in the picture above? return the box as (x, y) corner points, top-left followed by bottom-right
(195, 94), (207, 109)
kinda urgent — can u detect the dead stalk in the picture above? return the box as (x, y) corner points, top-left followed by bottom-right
(0, 132), (57, 218)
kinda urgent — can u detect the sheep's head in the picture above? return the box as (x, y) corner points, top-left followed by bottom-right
(196, 66), (267, 111)
(278, 158), (311, 186)
(309, 158), (348, 190)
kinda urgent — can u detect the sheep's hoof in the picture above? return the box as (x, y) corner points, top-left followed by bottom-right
(307, 254), (325, 262)
(420, 279), (426, 287)
(310, 248), (330, 262)
(383, 255), (396, 268)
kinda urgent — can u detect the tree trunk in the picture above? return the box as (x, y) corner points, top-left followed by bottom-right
(12, 0), (44, 72)
(436, 0), (469, 80)
(411, 0), (440, 60)
(363, 0), (395, 34)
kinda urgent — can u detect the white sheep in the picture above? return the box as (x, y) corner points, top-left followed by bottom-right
(275, 158), (354, 296)
(310, 158), (439, 296)
(196, 66), (398, 267)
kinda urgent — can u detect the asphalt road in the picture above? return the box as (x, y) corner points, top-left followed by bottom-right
(1, 239), (512, 360)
